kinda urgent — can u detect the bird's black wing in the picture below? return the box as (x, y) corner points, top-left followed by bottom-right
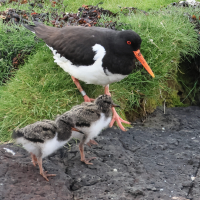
(24, 22), (113, 66)
(14, 120), (57, 143)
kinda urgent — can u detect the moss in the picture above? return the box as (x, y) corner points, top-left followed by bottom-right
(125, 76), (189, 122)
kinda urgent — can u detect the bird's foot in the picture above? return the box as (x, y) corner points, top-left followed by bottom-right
(110, 108), (130, 131)
(87, 139), (98, 147)
(81, 157), (96, 165)
(40, 171), (56, 181)
(83, 95), (95, 102)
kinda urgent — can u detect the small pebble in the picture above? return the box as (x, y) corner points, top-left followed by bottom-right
(3, 148), (15, 155)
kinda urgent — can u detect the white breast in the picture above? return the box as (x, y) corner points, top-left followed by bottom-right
(73, 113), (111, 144)
(40, 133), (69, 158)
(16, 133), (69, 159)
(48, 44), (127, 86)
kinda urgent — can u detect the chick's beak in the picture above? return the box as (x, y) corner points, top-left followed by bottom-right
(112, 103), (120, 108)
(71, 127), (84, 134)
(133, 49), (155, 78)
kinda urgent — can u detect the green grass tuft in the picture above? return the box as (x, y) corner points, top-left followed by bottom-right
(0, 22), (39, 85)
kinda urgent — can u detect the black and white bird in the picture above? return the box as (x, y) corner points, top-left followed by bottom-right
(24, 22), (155, 131)
(56, 94), (119, 165)
(12, 119), (83, 181)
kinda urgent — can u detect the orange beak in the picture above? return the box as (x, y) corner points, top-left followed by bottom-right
(133, 49), (155, 78)
(71, 127), (84, 134)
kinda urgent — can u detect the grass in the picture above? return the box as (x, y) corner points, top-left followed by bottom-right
(0, 0), (175, 13)
(63, 0), (175, 12)
(0, 22), (38, 85)
(0, 2), (199, 142)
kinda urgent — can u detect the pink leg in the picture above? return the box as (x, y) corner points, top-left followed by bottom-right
(71, 76), (95, 102)
(30, 153), (37, 167)
(104, 85), (111, 96)
(79, 143), (96, 165)
(104, 84), (130, 131)
(37, 157), (56, 181)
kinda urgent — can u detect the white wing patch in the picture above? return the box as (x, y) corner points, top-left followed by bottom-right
(48, 44), (127, 86)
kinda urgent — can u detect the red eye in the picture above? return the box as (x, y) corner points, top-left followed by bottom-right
(127, 41), (131, 45)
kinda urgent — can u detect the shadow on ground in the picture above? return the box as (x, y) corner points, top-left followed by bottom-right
(1, 106), (200, 200)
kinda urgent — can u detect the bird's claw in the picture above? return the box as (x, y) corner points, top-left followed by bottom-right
(110, 108), (130, 131)
(81, 157), (96, 165)
(40, 171), (56, 181)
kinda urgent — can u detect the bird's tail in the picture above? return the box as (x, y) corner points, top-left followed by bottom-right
(12, 129), (24, 139)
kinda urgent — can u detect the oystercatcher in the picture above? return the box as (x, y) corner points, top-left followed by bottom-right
(56, 94), (119, 165)
(12, 119), (83, 181)
(24, 22), (155, 131)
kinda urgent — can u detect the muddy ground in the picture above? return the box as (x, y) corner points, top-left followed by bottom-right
(1, 106), (200, 200)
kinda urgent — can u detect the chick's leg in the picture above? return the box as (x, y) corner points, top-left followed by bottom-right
(30, 153), (37, 167)
(79, 142), (96, 165)
(37, 157), (56, 181)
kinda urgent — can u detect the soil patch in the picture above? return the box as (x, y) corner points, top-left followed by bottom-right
(1, 106), (200, 199)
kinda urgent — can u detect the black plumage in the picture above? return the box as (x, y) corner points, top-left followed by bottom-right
(24, 22), (141, 75)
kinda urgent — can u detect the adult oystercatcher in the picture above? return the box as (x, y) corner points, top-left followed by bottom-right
(24, 22), (155, 131)
(56, 94), (119, 165)
(12, 119), (83, 181)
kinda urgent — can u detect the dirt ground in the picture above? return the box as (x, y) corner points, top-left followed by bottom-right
(1, 106), (200, 200)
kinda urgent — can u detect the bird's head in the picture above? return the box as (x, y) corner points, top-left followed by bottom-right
(115, 30), (155, 78)
(95, 94), (120, 113)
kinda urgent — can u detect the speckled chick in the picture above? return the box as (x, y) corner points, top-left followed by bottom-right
(12, 119), (83, 181)
(56, 94), (119, 164)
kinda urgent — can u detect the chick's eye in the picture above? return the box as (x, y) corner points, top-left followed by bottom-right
(127, 41), (131, 45)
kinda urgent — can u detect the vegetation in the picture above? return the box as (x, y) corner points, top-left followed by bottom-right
(0, 0), (175, 13)
(0, 23), (38, 85)
(0, 1), (199, 142)
(62, 0), (175, 12)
